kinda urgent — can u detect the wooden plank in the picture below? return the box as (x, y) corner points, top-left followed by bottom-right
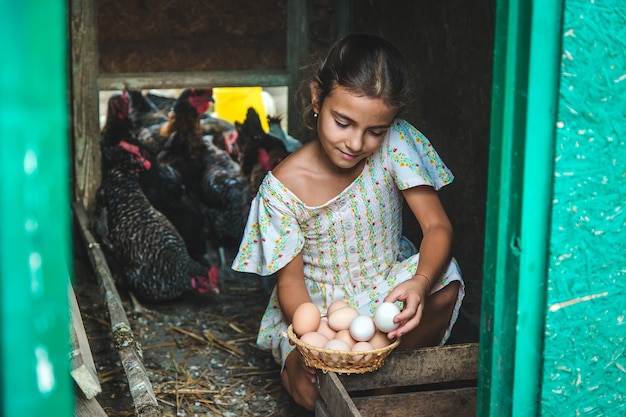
(70, 0), (102, 211)
(317, 371), (363, 417)
(315, 398), (334, 417)
(73, 201), (163, 417)
(352, 387), (477, 417)
(338, 343), (479, 391)
(74, 387), (108, 417)
(69, 284), (102, 399)
(98, 69), (290, 91)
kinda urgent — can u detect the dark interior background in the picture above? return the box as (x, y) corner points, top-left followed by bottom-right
(96, 0), (495, 332)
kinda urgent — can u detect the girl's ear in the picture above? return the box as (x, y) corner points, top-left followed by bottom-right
(309, 82), (321, 114)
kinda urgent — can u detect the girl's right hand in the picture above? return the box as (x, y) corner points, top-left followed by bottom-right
(383, 277), (430, 339)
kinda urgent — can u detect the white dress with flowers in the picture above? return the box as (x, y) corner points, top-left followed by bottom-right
(232, 119), (465, 367)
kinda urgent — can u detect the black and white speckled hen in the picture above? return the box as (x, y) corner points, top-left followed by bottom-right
(199, 138), (252, 264)
(93, 145), (220, 303)
(99, 91), (210, 262)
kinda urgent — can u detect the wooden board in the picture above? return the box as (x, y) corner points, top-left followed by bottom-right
(75, 386), (108, 417)
(316, 343), (479, 417)
(69, 284), (102, 399)
(339, 343), (479, 391)
(352, 387), (477, 417)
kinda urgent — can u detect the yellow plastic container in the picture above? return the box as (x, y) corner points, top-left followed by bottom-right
(213, 86), (269, 132)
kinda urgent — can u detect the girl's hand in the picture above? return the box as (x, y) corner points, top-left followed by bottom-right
(383, 277), (430, 339)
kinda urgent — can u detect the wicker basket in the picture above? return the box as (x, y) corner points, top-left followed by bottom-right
(287, 324), (400, 374)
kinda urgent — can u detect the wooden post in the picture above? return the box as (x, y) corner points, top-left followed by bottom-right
(69, 0), (101, 211)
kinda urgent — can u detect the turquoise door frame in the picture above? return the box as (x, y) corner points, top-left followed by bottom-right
(478, 0), (563, 415)
(0, 1), (72, 415)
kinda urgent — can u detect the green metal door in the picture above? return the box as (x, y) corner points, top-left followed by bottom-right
(0, 1), (73, 415)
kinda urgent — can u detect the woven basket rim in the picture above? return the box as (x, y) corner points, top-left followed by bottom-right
(286, 324), (400, 373)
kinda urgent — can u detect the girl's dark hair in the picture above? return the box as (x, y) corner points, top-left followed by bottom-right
(299, 33), (412, 130)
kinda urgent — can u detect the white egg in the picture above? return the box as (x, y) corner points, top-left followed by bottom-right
(349, 315), (376, 342)
(373, 302), (401, 333)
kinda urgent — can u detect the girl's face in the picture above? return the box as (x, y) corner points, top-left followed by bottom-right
(313, 85), (397, 171)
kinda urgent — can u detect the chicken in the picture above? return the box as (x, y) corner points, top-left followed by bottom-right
(156, 88), (214, 197)
(199, 138), (252, 265)
(267, 115), (303, 152)
(100, 91), (139, 175)
(93, 144), (220, 303)
(236, 108), (290, 198)
(100, 92), (210, 263)
(126, 88), (169, 136)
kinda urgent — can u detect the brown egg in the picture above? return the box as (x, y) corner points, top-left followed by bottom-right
(323, 339), (351, 362)
(327, 306), (359, 331)
(292, 302), (321, 337)
(327, 300), (350, 316)
(334, 329), (356, 348)
(351, 341), (374, 362)
(369, 330), (392, 349)
(316, 319), (337, 340)
(300, 331), (329, 356)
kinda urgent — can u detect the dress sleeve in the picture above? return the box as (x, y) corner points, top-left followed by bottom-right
(231, 176), (304, 276)
(385, 119), (454, 190)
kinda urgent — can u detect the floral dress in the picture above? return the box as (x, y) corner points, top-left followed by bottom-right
(232, 119), (465, 367)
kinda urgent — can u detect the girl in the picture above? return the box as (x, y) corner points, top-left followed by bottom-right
(232, 33), (464, 411)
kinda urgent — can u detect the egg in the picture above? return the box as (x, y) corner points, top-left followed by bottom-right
(323, 339), (351, 362)
(373, 302), (401, 333)
(369, 330), (391, 349)
(349, 315), (376, 342)
(292, 302), (321, 336)
(327, 306), (359, 331)
(316, 319), (337, 340)
(351, 341), (374, 362)
(334, 329), (356, 348)
(327, 300), (350, 316)
(300, 331), (329, 356)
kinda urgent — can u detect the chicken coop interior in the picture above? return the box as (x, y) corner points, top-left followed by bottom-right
(70, 0), (495, 415)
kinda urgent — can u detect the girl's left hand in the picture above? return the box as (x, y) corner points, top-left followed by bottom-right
(383, 277), (430, 339)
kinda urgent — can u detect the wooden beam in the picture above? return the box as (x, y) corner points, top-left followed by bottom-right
(98, 69), (290, 91)
(73, 201), (163, 417)
(352, 387), (477, 417)
(338, 343), (479, 391)
(69, 284), (102, 400)
(317, 371), (363, 417)
(286, 0), (310, 140)
(69, 0), (101, 211)
(74, 387), (108, 417)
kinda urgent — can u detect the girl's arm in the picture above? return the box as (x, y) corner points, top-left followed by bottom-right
(385, 185), (454, 338)
(276, 252), (311, 323)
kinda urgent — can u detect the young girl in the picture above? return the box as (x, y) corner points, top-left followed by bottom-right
(232, 33), (464, 411)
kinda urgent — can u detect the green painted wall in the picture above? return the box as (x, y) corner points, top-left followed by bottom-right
(541, 1), (626, 415)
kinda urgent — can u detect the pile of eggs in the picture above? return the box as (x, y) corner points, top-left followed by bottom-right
(291, 300), (402, 359)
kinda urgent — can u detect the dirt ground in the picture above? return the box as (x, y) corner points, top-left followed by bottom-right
(73, 242), (312, 417)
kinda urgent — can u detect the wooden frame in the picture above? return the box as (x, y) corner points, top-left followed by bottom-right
(69, 0), (311, 211)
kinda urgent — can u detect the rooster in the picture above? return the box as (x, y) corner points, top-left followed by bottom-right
(93, 144), (220, 304)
